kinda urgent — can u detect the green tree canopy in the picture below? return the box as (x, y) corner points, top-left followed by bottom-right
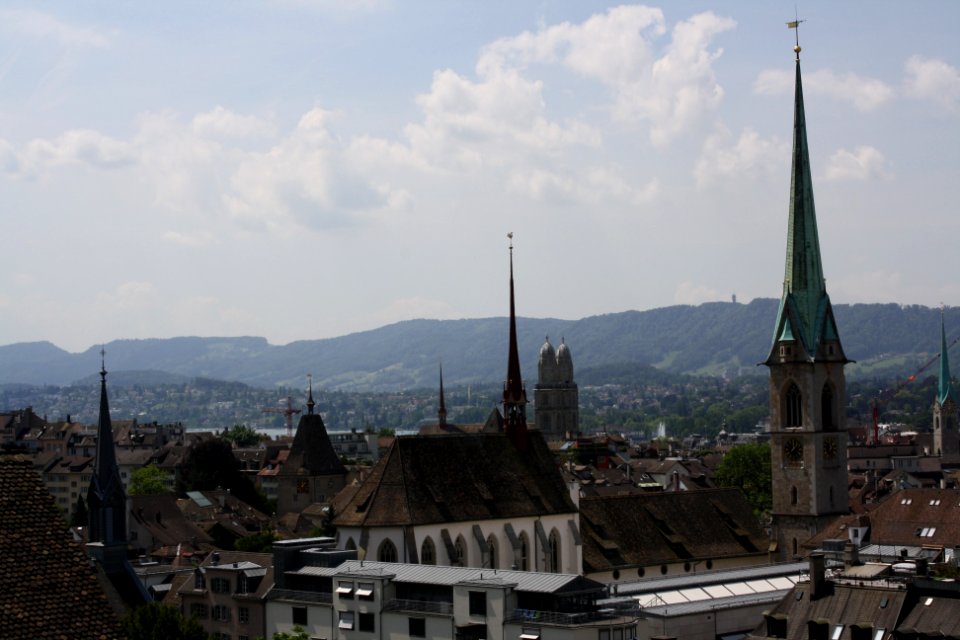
(223, 423), (263, 447)
(715, 442), (772, 517)
(178, 438), (269, 513)
(120, 602), (208, 640)
(129, 465), (172, 496)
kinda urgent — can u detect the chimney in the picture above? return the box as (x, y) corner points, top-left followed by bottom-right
(809, 553), (827, 600)
(843, 542), (860, 568)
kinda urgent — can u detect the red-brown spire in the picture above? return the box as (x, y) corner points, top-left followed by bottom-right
(503, 233), (529, 450)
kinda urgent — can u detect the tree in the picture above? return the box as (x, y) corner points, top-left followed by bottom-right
(715, 442), (772, 517)
(178, 438), (269, 513)
(120, 602), (208, 640)
(223, 423), (263, 447)
(236, 529), (278, 552)
(129, 465), (172, 496)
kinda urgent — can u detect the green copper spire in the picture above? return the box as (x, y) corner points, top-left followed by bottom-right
(769, 49), (842, 359)
(938, 308), (952, 405)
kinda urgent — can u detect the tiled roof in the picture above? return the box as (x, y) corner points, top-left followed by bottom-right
(864, 487), (960, 548)
(281, 413), (346, 477)
(0, 455), (123, 639)
(333, 432), (576, 527)
(579, 489), (767, 572)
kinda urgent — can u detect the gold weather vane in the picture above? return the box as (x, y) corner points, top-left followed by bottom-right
(787, 10), (805, 59)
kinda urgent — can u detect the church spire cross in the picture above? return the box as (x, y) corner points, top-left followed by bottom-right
(307, 374), (315, 415)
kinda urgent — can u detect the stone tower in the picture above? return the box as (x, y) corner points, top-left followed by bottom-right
(765, 41), (850, 560)
(933, 309), (958, 457)
(535, 337), (579, 437)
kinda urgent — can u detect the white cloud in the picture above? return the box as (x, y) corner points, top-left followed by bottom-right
(754, 68), (894, 112)
(673, 281), (722, 305)
(477, 6), (735, 145)
(695, 127), (787, 187)
(507, 165), (658, 206)
(192, 106), (276, 139)
(824, 146), (890, 182)
(904, 56), (960, 112)
(11, 129), (134, 175)
(1, 9), (109, 48)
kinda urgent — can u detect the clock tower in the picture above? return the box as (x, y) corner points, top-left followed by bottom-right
(765, 39), (850, 560)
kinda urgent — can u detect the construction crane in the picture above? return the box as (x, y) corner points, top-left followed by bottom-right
(262, 396), (301, 438)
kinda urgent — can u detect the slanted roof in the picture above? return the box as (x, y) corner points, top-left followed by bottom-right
(0, 455), (122, 639)
(333, 431), (576, 527)
(579, 489), (767, 573)
(281, 413), (347, 477)
(862, 487), (960, 547)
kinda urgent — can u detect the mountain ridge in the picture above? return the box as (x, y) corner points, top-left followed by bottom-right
(1, 299), (955, 391)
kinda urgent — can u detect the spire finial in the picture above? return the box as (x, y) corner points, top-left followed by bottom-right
(787, 13), (805, 60)
(307, 373), (315, 415)
(100, 347), (107, 380)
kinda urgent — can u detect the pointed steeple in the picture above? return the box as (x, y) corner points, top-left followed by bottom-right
(438, 362), (447, 427)
(307, 373), (316, 415)
(87, 349), (127, 546)
(938, 308), (953, 405)
(768, 42), (844, 362)
(502, 233), (529, 450)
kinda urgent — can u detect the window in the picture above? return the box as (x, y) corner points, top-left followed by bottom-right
(337, 581), (354, 597)
(486, 534), (498, 569)
(194, 571), (205, 590)
(548, 529), (561, 573)
(359, 612), (375, 632)
(238, 607), (249, 624)
(520, 629), (541, 640)
(468, 591), (487, 617)
(190, 603), (208, 619)
(784, 382), (802, 427)
(212, 605), (231, 622)
(832, 625), (845, 640)
(518, 532), (529, 571)
(346, 537), (357, 551)
(821, 384), (835, 430)
(599, 630), (610, 640)
(238, 575), (249, 593)
(292, 606), (308, 626)
(211, 577), (231, 594)
(409, 617), (426, 638)
(421, 537), (436, 565)
(378, 539), (397, 563)
(338, 611), (354, 630)
(454, 535), (467, 566)
(357, 582), (374, 600)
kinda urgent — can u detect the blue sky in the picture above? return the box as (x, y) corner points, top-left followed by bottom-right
(1, 2), (958, 352)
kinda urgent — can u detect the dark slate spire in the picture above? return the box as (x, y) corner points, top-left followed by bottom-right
(307, 373), (316, 415)
(768, 41), (844, 362)
(938, 308), (953, 405)
(87, 350), (127, 545)
(438, 362), (447, 427)
(503, 233), (529, 450)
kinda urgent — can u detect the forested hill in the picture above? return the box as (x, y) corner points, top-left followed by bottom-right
(0, 300), (956, 391)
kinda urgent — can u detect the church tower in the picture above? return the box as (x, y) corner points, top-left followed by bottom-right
(535, 337), (580, 437)
(766, 38), (850, 560)
(933, 309), (958, 457)
(503, 233), (530, 451)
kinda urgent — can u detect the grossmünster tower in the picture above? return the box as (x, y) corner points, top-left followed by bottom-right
(765, 37), (849, 560)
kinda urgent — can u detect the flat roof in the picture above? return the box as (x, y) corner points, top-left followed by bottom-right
(606, 562), (806, 597)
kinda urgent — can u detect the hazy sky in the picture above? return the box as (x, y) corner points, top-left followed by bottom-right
(1, 2), (957, 352)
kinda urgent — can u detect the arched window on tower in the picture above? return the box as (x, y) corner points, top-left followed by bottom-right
(420, 537), (436, 565)
(790, 486), (798, 506)
(377, 539), (397, 563)
(784, 383), (803, 427)
(821, 384), (835, 431)
(548, 529), (561, 573)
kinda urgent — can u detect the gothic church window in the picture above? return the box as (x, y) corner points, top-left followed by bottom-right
(454, 535), (467, 566)
(784, 383), (802, 427)
(548, 529), (561, 573)
(518, 532), (529, 571)
(378, 539), (397, 563)
(420, 537), (436, 565)
(486, 535), (498, 569)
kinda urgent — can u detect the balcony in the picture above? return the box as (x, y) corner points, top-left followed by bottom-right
(505, 604), (641, 626)
(268, 588), (333, 604)
(383, 598), (454, 615)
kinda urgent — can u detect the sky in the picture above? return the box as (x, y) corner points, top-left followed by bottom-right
(0, 1), (958, 353)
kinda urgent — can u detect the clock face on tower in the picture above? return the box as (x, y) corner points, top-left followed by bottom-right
(784, 437), (803, 464)
(823, 436), (838, 461)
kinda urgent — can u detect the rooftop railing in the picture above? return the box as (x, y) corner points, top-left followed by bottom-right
(267, 588), (333, 604)
(382, 598), (454, 615)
